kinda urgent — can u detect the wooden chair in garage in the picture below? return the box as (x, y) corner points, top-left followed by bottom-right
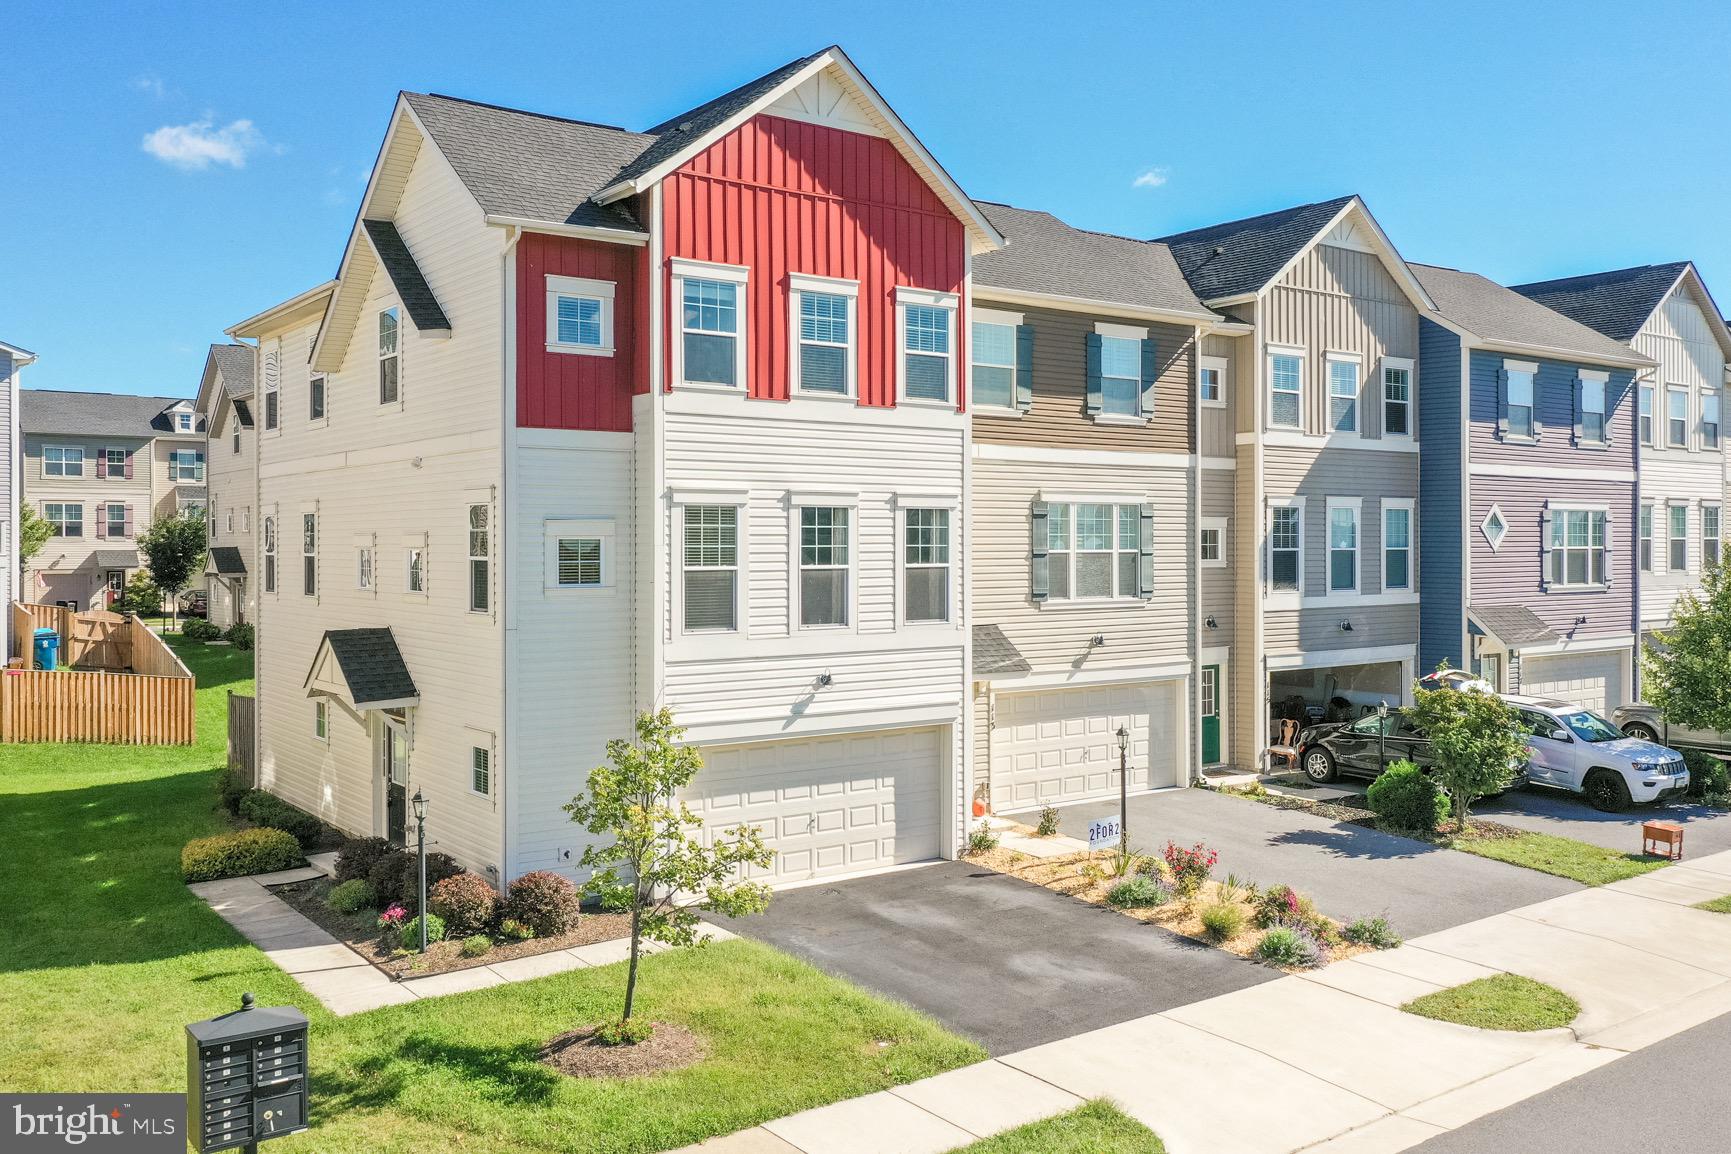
(1266, 719), (1301, 773)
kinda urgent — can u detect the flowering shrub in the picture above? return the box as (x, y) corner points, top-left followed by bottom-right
(429, 872), (498, 936)
(1162, 841), (1219, 896)
(1256, 926), (1326, 968)
(1106, 876), (1171, 909)
(1253, 884), (1338, 944)
(376, 902), (409, 948)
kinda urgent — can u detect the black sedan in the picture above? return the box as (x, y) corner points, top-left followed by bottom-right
(1296, 709), (1436, 783)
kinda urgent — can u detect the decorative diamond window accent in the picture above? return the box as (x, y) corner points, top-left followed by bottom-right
(1481, 505), (1508, 552)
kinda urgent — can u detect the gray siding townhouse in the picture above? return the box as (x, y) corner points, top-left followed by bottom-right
(195, 344), (258, 628)
(21, 389), (206, 610)
(966, 201), (1223, 810)
(1411, 263), (1656, 712)
(1156, 197), (1435, 768)
(1511, 265), (1731, 657)
(0, 341), (30, 656)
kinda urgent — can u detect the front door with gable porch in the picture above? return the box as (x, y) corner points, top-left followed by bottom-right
(381, 715), (408, 844)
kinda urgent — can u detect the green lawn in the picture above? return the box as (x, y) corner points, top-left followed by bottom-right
(0, 638), (984, 1153)
(1403, 974), (1581, 1032)
(1449, 828), (1670, 886)
(950, 1102), (1164, 1153)
(1694, 894), (1731, 914)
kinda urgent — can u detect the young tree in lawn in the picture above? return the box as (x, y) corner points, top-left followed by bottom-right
(1643, 561), (1731, 735)
(1408, 679), (1530, 830)
(564, 707), (773, 1038)
(18, 501), (53, 569)
(135, 511), (207, 631)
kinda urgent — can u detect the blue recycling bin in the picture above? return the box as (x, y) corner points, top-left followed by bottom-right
(33, 628), (60, 671)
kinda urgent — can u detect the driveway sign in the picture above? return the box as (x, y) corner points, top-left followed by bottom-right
(1088, 817), (1121, 851)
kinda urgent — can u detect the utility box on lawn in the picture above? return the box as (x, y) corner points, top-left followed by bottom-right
(186, 994), (309, 1152)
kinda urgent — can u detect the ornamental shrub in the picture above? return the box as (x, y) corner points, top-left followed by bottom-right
(238, 790), (323, 849)
(1162, 841), (1219, 896)
(182, 828), (302, 882)
(504, 870), (581, 937)
(1254, 884), (1317, 931)
(1255, 926), (1326, 968)
(1199, 901), (1247, 942)
(367, 851), (415, 911)
(460, 934), (492, 958)
(967, 820), (1000, 855)
(400, 852), (465, 911)
(376, 902), (409, 948)
(1105, 876), (1171, 909)
(225, 623), (255, 651)
(1343, 914), (1402, 950)
(326, 878), (376, 914)
(181, 618), (222, 641)
(587, 881), (635, 914)
(336, 836), (395, 883)
(400, 912), (446, 945)
(429, 872), (498, 936)
(1684, 748), (1730, 805)
(1036, 806), (1061, 837)
(215, 768), (250, 816)
(1365, 760), (1447, 834)
(498, 917), (536, 941)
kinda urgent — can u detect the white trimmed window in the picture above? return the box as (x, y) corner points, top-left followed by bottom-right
(799, 506), (851, 626)
(1482, 505), (1507, 552)
(791, 275), (857, 397)
(1506, 363), (1536, 438)
(1668, 387), (1688, 447)
(406, 546), (427, 594)
(242, 508), (250, 534)
(972, 311), (1021, 411)
(176, 410), (193, 432)
(302, 513), (316, 597)
(545, 518), (615, 592)
(1382, 358), (1412, 437)
(314, 700), (328, 742)
(1704, 391), (1722, 450)
(470, 745), (491, 796)
(903, 508), (950, 624)
(45, 502), (82, 538)
(1639, 386), (1655, 445)
(1199, 355), (1228, 409)
(44, 446), (83, 477)
(170, 449), (204, 482)
(674, 260), (748, 388)
(555, 538), (601, 586)
(1579, 372), (1607, 444)
(896, 287), (957, 405)
(1269, 349), (1303, 429)
(232, 423), (241, 453)
(379, 307), (401, 404)
(1200, 517), (1227, 568)
(1269, 503), (1303, 592)
(546, 274), (615, 356)
(1669, 503), (1689, 571)
(263, 517), (277, 593)
(224, 509), (234, 534)
(1099, 332), (1143, 417)
(682, 506), (738, 630)
(1383, 501), (1413, 591)
(1640, 503), (1654, 572)
(1328, 498), (1360, 592)
(106, 503), (128, 539)
(309, 373), (326, 422)
(1327, 354), (1360, 433)
(1705, 503), (1722, 570)
(104, 447), (127, 476)
(357, 546), (374, 590)
(1550, 508), (1607, 587)
(468, 504), (490, 611)
(1046, 502), (1139, 601)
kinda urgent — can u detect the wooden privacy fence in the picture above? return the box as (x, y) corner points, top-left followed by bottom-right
(4, 603), (195, 745)
(227, 691), (256, 782)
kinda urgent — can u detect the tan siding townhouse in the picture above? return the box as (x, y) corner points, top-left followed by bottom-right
(195, 344), (260, 628)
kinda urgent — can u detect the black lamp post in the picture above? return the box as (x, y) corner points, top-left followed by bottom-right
(411, 789), (428, 953)
(1376, 700), (1389, 775)
(1116, 725), (1130, 854)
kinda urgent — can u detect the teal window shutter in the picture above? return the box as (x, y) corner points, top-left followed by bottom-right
(1140, 338), (1158, 416)
(1030, 501), (1050, 601)
(1496, 368), (1510, 439)
(1085, 333), (1103, 414)
(1138, 504), (1154, 598)
(1015, 324), (1035, 412)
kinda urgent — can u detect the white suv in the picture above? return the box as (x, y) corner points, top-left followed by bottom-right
(1505, 695), (1689, 811)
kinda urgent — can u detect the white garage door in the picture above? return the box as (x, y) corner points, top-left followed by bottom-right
(990, 681), (1179, 812)
(686, 727), (943, 887)
(1522, 651), (1627, 714)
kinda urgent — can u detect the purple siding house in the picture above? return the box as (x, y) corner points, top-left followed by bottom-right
(1411, 263), (1657, 714)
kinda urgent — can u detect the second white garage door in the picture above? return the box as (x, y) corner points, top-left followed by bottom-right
(686, 727), (943, 887)
(990, 681), (1180, 812)
(1522, 651), (1628, 714)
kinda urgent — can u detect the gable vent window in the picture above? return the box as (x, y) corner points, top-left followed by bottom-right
(379, 307), (401, 404)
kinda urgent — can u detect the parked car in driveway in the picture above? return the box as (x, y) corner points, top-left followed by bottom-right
(1417, 668), (1493, 695)
(1506, 695), (1689, 811)
(1297, 709), (1439, 783)
(1613, 702), (1731, 755)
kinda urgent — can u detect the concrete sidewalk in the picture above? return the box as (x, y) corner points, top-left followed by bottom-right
(680, 849), (1731, 1154)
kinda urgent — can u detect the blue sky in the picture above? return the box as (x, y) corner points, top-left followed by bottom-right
(6, 0), (1728, 397)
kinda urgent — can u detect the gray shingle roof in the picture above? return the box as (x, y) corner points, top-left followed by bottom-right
(1508, 263), (1691, 344)
(362, 220), (450, 333)
(1155, 196), (1358, 301)
(610, 48), (831, 189)
(1408, 263), (1645, 364)
(1469, 604), (1558, 649)
(22, 389), (202, 437)
(208, 344), (255, 399)
(973, 624), (1031, 677)
(403, 92), (652, 232)
(92, 549), (141, 570)
(972, 201), (1215, 319)
(323, 628), (419, 707)
(209, 546), (246, 576)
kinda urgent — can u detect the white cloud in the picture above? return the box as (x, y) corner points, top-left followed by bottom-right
(1132, 167), (1169, 189)
(132, 75), (167, 99)
(141, 118), (264, 170)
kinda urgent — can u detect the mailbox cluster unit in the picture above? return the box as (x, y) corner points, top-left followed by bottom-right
(186, 997), (309, 1152)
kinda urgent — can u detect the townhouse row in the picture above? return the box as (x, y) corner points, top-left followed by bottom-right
(200, 46), (1731, 892)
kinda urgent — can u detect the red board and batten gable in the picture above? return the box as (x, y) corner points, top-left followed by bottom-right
(515, 231), (643, 431)
(662, 113), (969, 409)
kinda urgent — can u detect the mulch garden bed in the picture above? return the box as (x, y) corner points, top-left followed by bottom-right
(1221, 781), (1535, 842)
(540, 1023), (707, 1079)
(271, 876), (632, 980)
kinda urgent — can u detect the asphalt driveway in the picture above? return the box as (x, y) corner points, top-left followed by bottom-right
(1048, 787), (1579, 937)
(709, 859), (1275, 1055)
(1475, 788), (1731, 856)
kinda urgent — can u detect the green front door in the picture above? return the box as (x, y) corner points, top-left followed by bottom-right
(1201, 665), (1222, 764)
